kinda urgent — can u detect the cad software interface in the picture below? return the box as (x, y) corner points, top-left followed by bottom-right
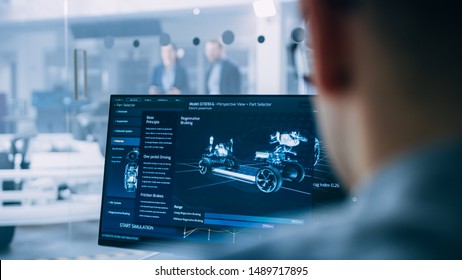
(99, 95), (336, 245)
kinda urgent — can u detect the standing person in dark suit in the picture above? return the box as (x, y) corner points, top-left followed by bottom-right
(149, 43), (189, 94)
(205, 39), (241, 94)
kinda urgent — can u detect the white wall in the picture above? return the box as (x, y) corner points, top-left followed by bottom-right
(0, 0), (259, 23)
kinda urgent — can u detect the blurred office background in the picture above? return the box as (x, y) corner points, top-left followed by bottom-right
(0, 0), (320, 259)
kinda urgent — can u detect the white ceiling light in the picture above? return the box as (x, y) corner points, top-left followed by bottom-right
(253, 0), (276, 18)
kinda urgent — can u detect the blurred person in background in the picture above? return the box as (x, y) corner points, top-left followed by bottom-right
(205, 39), (241, 94)
(149, 43), (189, 94)
(224, 0), (462, 259)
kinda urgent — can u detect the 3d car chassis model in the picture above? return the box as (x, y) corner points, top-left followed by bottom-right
(198, 132), (320, 193)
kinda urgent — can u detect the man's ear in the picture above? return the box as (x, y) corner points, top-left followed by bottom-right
(303, 0), (352, 96)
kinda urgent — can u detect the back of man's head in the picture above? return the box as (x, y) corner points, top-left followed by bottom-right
(349, 0), (461, 90)
(301, 0), (462, 187)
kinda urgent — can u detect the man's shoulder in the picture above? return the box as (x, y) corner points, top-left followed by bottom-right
(331, 141), (462, 259)
(153, 64), (164, 73)
(221, 140), (462, 259)
(221, 59), (239, 70)
(279, 140), (462, 259)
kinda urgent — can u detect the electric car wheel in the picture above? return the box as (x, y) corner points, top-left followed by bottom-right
(198, 158), (212, 174)
(283, 162), (305, 182)
(255, 166), (282, 193)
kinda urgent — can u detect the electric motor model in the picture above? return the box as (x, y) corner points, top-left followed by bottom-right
(198, 136), (238, 175)
(124, 148), (139, 192)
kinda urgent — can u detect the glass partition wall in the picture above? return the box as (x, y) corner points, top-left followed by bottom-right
(0, 0), (308, 259)
(0, 0), (109, 260)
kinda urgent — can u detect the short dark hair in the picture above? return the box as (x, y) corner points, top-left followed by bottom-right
(331, 0), (462, 88)
(163, 43), (177, 51)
